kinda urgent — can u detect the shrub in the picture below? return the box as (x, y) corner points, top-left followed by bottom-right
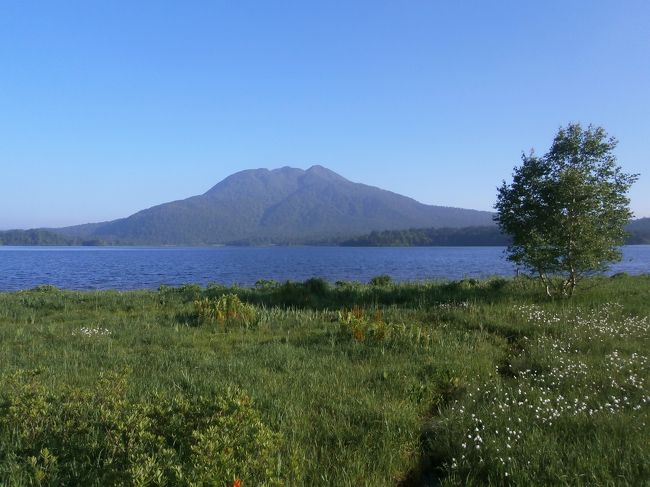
(205, 282), (230, 298)
(0, 370), (300, 486)
(195, 294), (257, 329)
(179, 284), (202, 301)
(158, 284), (204, 303)
(254, 279), (279, 290)
(276, 281), (309, 306)
(369, 275), (392, 286)
(30, 285), (60, 293)
(303, 277), (329, 295)
(334, 280), (360, 289)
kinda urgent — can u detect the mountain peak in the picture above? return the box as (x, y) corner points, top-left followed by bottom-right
(58, 165), (495, 245)
(304, 165), (348, 183)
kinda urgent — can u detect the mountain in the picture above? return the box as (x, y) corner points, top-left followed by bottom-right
(56, 165), (495, 245)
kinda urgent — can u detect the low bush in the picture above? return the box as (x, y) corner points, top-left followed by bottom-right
(303, 277), (329, 295)
(369, 275), (392, 286)
(254, 279), (280, 290)
(0, 370), (300, 486)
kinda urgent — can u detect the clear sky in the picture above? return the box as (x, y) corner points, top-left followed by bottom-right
(1, 0), (649, 229)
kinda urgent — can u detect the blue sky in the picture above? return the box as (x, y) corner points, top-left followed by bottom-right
(1, 0), (649, 229)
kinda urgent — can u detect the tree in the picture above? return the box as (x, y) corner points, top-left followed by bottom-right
(495, 123), (638, 297)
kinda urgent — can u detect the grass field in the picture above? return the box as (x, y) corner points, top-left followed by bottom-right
(0, 275), (648, 486)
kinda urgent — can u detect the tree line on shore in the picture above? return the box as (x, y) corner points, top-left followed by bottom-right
(339, 219), (650, 247)
(0, 229), (104, 246)
(1, 218), (649, 247)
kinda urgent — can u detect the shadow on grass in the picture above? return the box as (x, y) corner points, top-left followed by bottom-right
(398, 372), (467, 487)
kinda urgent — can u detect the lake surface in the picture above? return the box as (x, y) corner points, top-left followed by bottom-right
(0, 246), (648, 291)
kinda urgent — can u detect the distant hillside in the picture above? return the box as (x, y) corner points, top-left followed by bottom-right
(57, 165), (495, 245)
(339, 220), (650, 247)
(0, 229), (103, 246)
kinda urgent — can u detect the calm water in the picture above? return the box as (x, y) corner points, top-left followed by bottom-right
(0, 246), (648, 291)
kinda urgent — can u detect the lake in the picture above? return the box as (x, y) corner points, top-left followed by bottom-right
(0, 245), (648, 291)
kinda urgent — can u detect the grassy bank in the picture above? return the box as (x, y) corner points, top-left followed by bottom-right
(0, 275), (649, 485)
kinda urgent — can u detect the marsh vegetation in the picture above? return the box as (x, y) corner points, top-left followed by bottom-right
(0, 276), (648, 485)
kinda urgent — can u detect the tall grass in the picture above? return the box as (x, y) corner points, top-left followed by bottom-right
(0, 275), (648, 485)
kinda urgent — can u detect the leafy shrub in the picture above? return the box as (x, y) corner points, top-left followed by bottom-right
(459, 278), (480, 288)
(158, 284), (204, 304)
(206, 282), (230, 297)
(179, 284), (202, 301)
(488, 278), (508, 291)
(275, 281), (309, 306)
(303, 277), (329, 295)
(0, 370), (300, 486)
(254, 279), (279, 290)
(369, 275), (392, 286)
(195, 294), (257, 329)
(30, 285), (60, 293)
(334, 280), (361, 289)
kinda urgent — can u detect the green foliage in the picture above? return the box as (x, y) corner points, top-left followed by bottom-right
(369, 274), (392, 286)
(0, 229), (103, 246)
(0, 276), (648, 485)
(341, 226), (509, 247)
(336, 306), (437, 348)
(0, 370), (297, 486)
(254, 279), (280, 290)
(495, 123), (638, 297)
(302, 277), (329, 295)
(194, 293), (257, 329)
(30, 284), (60, 293)
(251, 279), (335, 308)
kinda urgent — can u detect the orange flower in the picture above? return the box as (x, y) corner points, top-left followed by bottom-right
(233, 479), (242, 487)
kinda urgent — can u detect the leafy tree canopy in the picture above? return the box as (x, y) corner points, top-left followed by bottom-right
(495, 123), (638, 297)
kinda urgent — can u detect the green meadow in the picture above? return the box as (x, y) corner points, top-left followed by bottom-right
(0, 276), (649, 486)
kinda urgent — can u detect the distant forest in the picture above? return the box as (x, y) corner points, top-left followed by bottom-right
(0, 229), (104, 246)
(1, 218), (649, 247)
(339, 226), (509, 246)
(340, 218), (650, 247)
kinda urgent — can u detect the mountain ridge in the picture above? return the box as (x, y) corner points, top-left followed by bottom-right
(54, 165), (495, 245)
